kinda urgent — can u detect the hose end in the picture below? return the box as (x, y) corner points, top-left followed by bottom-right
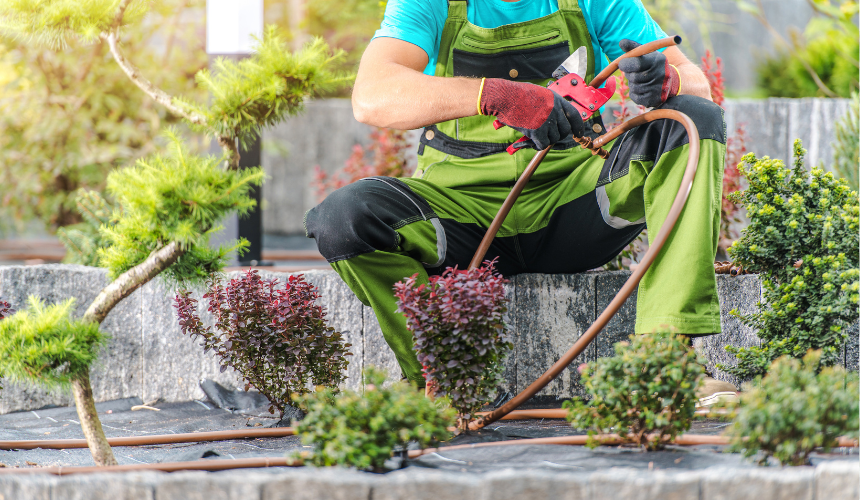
(672, 35), (682, 45)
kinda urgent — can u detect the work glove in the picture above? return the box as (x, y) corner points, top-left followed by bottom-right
(480, 78), (585, 151)
(617, 39), (681, 108)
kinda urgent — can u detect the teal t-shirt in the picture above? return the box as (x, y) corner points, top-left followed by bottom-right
(373, 0), (668, 78)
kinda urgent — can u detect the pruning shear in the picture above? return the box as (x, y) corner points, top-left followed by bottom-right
(493, 47), (617, 155)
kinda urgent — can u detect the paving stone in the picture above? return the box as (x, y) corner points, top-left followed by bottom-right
(693, 274), (763, 388)
(372, 469), (481, 500)
(262, 467), (375, 500)
(479, 469), (588, 500)
(50, 472), (155, 500)
(591, 271), (637, 361)
(153, 470), (267, 500)
(814, 460), (859, 500)
(588, 469), (700, 500)
(0, 473), (57, 500)
(514, 273), (596, 398)
(700, 467), (814, 500)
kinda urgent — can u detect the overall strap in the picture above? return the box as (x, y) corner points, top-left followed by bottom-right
(557, 0), (581, 11)
(436, 0), (468, 76)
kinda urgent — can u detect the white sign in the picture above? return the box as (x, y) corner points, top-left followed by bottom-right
(206, 0), (264, 55)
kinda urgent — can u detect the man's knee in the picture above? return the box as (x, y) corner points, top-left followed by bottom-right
(305, 181), (397, 263)
(662, 95), (726, 145)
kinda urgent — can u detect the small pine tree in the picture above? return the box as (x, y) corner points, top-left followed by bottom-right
(57, 190), (116, 267)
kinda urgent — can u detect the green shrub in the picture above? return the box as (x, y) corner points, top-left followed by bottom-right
(57, 190), (116, 267)
(564, 328), (704, 450)
(296, 366), (455, 472)
(0, 296), (106, 388)
(726, 350), (859, 466)
(723, 141), (859, 378)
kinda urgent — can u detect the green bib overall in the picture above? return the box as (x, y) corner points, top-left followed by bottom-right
(304, 0), (728, 385)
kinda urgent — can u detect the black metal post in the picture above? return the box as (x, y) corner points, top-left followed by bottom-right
(237, 134), (269, 265)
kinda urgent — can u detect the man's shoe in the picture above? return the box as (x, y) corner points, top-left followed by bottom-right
(696, 376), (739, 408)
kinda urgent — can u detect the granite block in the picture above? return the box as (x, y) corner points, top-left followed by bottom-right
(153, 471), (265, 500)
(693, 274), (763, 388)
(700, 467), (814, 500)
(50, 472), (155, 500)
(843, 322), (858, 372)
(591, 271), (637, 361)
(262, 467), (375, 500)
(0, 473), (56, 500)
(514, 273), (596, 398)
(588, 469), (700, 500)
(372, 469), (481, 500)
(814, 460), (859, 500)
(480, 469), (588, 500)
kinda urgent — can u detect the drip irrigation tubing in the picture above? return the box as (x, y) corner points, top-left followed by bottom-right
(0, 427), (296, 451)
(409, 434), (860, 459)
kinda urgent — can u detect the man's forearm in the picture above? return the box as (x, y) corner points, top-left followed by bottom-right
(353, 61), (481, 129)
(675, 62), (712, 101)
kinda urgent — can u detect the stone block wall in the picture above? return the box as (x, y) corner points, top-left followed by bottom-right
(0, 265), (856, 413)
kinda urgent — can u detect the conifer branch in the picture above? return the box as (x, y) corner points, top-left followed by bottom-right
(84, 240), (185, 325)
(103, 31), (207, 126)
(112, 0), (135, 29)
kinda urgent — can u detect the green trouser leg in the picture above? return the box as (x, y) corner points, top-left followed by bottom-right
(633, 139), (725, 335)
(330, 222), (441, 385)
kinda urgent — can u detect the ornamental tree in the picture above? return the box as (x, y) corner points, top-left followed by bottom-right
(722, 140), (859, 378)
(394, 260), (512, 429)
(174, 270), (351, 419)
(0, 0), (347, 467)
(564, 328), (704, 450)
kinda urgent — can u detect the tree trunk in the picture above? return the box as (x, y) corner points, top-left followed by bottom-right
(71, 371), (118, 466)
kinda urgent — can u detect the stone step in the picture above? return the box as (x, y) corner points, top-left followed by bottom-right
(0, 265), (856, 413)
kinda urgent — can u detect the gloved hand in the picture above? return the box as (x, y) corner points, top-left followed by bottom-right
(480, 78), (584, 151)
(617, 39), (681, 108)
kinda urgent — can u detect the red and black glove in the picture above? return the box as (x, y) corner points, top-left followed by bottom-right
(617, 39), (681, 108)
(480, 78), (584, 151)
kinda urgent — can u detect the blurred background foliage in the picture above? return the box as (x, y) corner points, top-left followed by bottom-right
(0, 0), (206, 232)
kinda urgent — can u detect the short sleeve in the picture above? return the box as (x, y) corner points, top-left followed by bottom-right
(372, 0), (446, 67)
(588, 0), (668, 62)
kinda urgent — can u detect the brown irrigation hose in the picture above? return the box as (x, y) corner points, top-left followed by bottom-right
(590, 36), (682, 89)
(0, 456), (302, 476)
(470, 109), (700, 431)
(409, 434), (859, 459)
(0, 427), (295, 450)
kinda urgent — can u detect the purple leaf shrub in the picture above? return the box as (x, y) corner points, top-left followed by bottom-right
(394, 259), (511, 428)
(174, 270), (351, 418)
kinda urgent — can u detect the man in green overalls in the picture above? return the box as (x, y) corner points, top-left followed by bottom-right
(305, 0), (735, 401)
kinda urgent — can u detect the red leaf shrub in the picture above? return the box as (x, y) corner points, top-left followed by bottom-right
(174, 270), (351, 418)
(313, 127), (414, 201)
(701, 50), (725, 106)
(394, 259), (512, 429)
(0, 299), (13, 320)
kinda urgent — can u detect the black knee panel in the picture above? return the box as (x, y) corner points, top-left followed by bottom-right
(304, 177), (437, 263)
(661, 95), (726, 145)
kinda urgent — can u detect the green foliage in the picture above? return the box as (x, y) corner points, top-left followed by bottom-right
(296, 367), (455, 472)
(832, 92), (859, 191)
(98, 130), (262, 285)
(726, 350), (859, 466)
(181, 28), (349, 150)
(723, 141), (859, 377)
(564, 329), (704, 450)
(0, 1), (207, 230)
(57, 190), (115, 266)
(0, 296), (107, 387)
(0, 0), (148, 47)
(744, 0), (859, 98)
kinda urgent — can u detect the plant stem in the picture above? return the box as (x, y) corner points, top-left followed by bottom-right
(103, 31), (207, 126)
(218, 135), (241, 170)
(84, 240), (185, 325)
(71, 371), (118, 466)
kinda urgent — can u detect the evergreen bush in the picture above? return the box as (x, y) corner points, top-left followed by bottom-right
(56, 190), (116, 267)
(564, 328), (704, 450)
(726, 350), (859, 466)
(394, 260), (511, 429)
(296, 366), (455, 472)
(723, 141), (859, 378)
(174, 270), (351, 418)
